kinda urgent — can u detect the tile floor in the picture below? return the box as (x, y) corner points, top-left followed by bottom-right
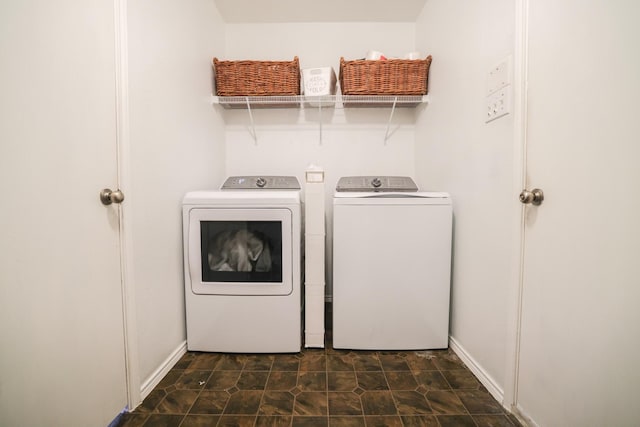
(117, 340), (522, 427)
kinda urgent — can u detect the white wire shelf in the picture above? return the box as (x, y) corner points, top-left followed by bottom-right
(211, 94), (429, 144)
(212, 94), (429, 109)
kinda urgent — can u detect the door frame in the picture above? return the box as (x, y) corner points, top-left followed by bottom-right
(503, 0), (529, 418)
(114, 0), (141, 411)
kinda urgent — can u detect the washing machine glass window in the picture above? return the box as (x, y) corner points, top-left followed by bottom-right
(187, 208), (293, 296)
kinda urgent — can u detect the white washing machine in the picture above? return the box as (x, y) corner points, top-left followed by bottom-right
(182, 176), (301, 353)
(332, 176), (452, 350)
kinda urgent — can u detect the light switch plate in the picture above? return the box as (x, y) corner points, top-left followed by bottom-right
(487, 57), (511, 95)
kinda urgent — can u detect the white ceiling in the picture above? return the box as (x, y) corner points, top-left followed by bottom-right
(214, 0), (428, 23)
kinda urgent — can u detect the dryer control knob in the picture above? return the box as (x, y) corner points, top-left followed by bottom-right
(256, 177), (267, 188)
(371, 177), (382, 188)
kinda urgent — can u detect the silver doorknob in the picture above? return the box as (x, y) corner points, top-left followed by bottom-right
(519, 188), (544, 205)
(100, 188), (125, 205)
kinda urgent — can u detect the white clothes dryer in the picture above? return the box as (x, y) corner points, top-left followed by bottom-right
(332, 176), (452, 350)
(182, 176), (301, 353)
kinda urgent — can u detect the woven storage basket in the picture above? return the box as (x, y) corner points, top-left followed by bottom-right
(339, 55), (432, 95)
(213, 57), (300, 96)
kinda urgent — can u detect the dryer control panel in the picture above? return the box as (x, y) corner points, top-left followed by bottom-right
(222, 176), (301, 190)
(336, 176), (418, 192)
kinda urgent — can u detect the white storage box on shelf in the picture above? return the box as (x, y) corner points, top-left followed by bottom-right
(304, 166), (326, 348)
(301, 67), (337, 107)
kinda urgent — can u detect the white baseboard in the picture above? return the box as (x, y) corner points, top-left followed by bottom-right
(512, 404), (538, 427)
(140, 341), (187, 401)
(448, 336), (505, 406)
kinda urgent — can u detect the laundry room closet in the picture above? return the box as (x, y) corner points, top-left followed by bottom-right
(126, 0), (517, 414)
(4, 0), (640, 425)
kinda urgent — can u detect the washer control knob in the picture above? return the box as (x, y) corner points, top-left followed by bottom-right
(256, 177), (267, 188)
(371, 177), (382, 188)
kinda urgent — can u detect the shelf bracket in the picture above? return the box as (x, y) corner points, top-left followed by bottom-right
(245, 97), (257, 144)
(383, 96), (398, 144)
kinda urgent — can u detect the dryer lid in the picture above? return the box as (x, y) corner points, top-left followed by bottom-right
(222, 176), (301, 190)
(336, 176), (418, 192)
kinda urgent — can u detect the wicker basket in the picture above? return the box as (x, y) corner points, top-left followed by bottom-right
(213, 57), (300, 96)
(339, 55), (432, 96)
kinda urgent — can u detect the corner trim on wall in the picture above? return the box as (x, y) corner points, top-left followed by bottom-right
(113, 0), (141, 412)
(449, 336), (504, 406)
(140, 341), (188, 401)
(503, 0), (529, 413)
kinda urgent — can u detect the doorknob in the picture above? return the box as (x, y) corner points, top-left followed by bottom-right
(100, 188), (125, 205)
(519, 188), (544, 205)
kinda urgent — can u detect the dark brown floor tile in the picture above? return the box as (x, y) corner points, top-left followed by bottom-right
(473, 414), (518, 426)
(360, 391), (397, 415)
(442, 369), (481, 389)
(224, 390), (263, 414)
(294, 392), (328, 416)
(297, 371), (327, 391)
(355, 371), (388, 391)
(237, 371), (269, 390)
(180, 414), (220, 426)
(405, 354), (438, 371)
(135, 347), (513, 427)
(425, 390), (467, 415)
(216, 355), (246, 371)
(413, 371), (451, 391)
(190, 353), (223, 370)
(205, 370), (241, 390)
(266, 371), (298, 390)
(379, 355), (411, 371)
(431, 352), (466, 371)
(244, 355), (275, 371)
(385, 371), (418, 390)
(327, 354), (354, 371)
(259, 391), (295, 416)
(391, 391), (433, 415)
(255, 415), (293, 426)
(400, 415), (439, 427)
(456, 389), (504, 414)
(189, 390), (229, 415)
(114, 412), (148, 427)
(328, 392), (363, 416)
(436, 414), (477, 427)
(328, 371), (358, 392)
(292, 416), (329, 426)
(142, 414), (184, 427)
(299, 352), (326, 371)
(363, 415), (403, 426)
(156, 370), (183, 390)
(216, 415), (256, 426)
(176, 370), (212, 390)
(351, 354), (382, 371)
(134, 389), (166, 413)
(174, 352), (197, 370)
(272, 355), (300, 371)
(329, 416), (365, 426)
(155, 389), (199, 414)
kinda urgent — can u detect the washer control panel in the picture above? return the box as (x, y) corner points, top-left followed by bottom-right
(336, 176), (418, 192)
(221, 176), (301, 190)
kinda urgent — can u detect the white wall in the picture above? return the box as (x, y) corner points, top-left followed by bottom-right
(223, 22), (419, 296)
(415, 0), (516, 396)
(127, 0), (226, 384)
